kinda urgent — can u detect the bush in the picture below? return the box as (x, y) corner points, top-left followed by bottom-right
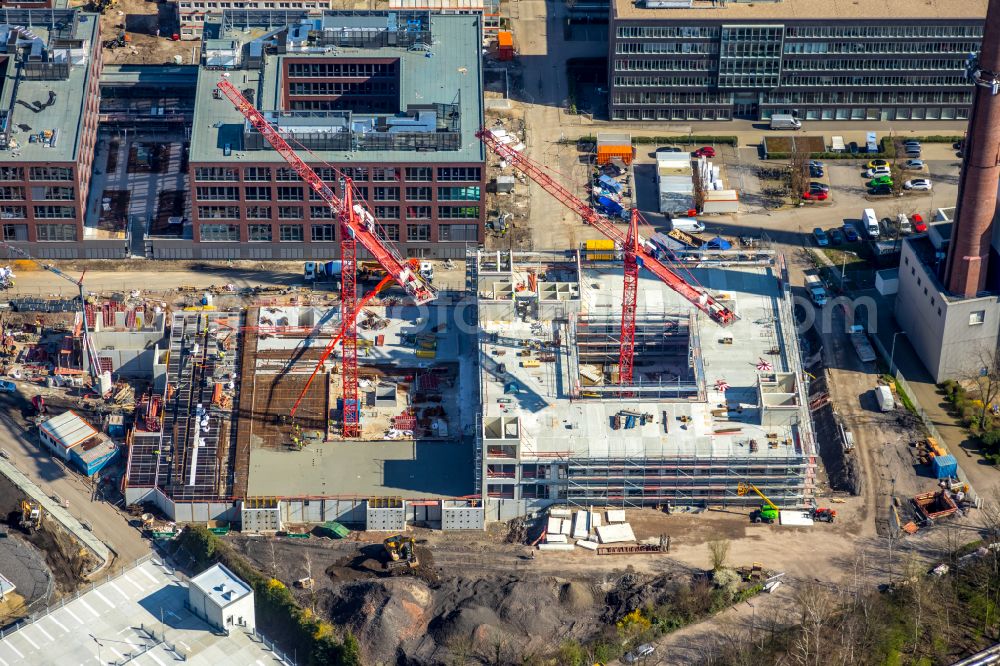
(570, 135), (739, 147)
(908, 135), (964, 143)
(557, 639), (586, 666)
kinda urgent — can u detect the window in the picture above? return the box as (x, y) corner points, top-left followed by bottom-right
(247, 224), (273, 241)
(279, 224), (304, 241)
(278, 206), (303, 220)
(29, 166), (72, 181)
(244, 186), (271, 201)
(439, 224), (478, 241)
(277, 186), (303, 201)
(970, 310), (986, 325)
(200, 224), (240, 241)
(0, 167), (23, 181)
(310, 206), (334, 219)
(439, 206), (479, 219)
(311, 224), (336, 242)
(196, 186), (240, 201)
(0, 206), (25, 220)
(0, 187), (24, 200)
(243, 167), (272, 181)
(314, 167), (337, 183)
(2, 224), (26, 241)
(372, 167), (398, 182)
(198, 206), (239, 219)
(194, 167), (238, 182)
(34, 205), (75, 219)
(407, 224), (431, 241)
(406, 187), (432, 201)
(438, 186), (480, 201)
(377, 224), (399, 242)
(341, 167), (368, 182)
(36, 223), (77, 241)
(276, 168), (301, 182)
(374, 205), (399, 219)
(405, 167), (432, 182)
(32, 186), (74, 201)
(373, 186), (399, 201)
(437, 167), (481, 182)
(246, 206), (272, 219)
(406, 206), (431, 219)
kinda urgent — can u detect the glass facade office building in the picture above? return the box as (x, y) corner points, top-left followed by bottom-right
(608, 9), (985, 122)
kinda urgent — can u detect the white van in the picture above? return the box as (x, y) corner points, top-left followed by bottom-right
(862, 208), (880, 239)
(875, 385), (894, 412)
(770, 114), (802, 130)
(669, 217), (706, 233)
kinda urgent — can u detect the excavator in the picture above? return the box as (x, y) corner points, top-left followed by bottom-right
(382, 535), (419, 572)
(19, 500), (41, 533)
(737, 482), (779, 524)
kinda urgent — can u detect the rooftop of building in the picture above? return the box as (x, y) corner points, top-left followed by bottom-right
(0, 9), (98, 163)
(190, 10), (484, 165)
(477, 250), (815, 461)
(100, 64), (199, 88)
(0, 558), (285, 666)
(39, 410), (98, 449)
(189, 563), (253, 608)
(613, 0), (987, 22)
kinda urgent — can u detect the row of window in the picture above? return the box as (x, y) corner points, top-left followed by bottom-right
(609, 105), (970, 122)
(720, 44), (783, 58)
(0, 166), (73, 182)
(2, 223), (79, 242)
(613, 58), (716, 72)
(613, 76), (713, 88)
(782, 58), (969, 72)
(615, 42), (718, 55)
(783, 40), (980, 55)
(0, 205), (75, 219)
(763, 90), (972, 105)
(0, 186), (76, 201)
(193, 166), (480, 183)
(196, 185), (481, 202)
(287, 81), (397, 96)
(614, 24), (982, 41)
(199, 222), (478, 243)
(197, 205), (480, 220)
(287, 62), (397, 78)
(783, 74), (970, 87)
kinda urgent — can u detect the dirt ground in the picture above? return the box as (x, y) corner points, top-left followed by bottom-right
(97, 0), (197, 66)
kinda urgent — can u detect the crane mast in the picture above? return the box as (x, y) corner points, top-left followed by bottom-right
(476, 128), (736, 328)
(619, 210), (639, 387)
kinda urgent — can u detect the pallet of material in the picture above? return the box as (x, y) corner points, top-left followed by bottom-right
(547, 517), (561, 534)
(576, 540), (599, 551)
(606, 509), (626, 523)
(549, 507), (572, 518)
(590, 511), (602, 529)
(545, 533), (568, 544)
(595, 523), (636, 544)
(572, 511), (589, 539)
(538, 543), (575, 552)
(559, 519), (572, 535)
(597, 543), (667, 555)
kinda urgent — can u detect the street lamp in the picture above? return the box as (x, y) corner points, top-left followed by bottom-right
(890, 330), (906, 375)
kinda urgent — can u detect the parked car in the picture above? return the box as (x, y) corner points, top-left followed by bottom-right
(813, 228), (830, 246)
(897, 213), (913, 234)
(802, 190), (828, 201)
(903, 159), (925, 171)
(912, 213), (927, 233)
(842, 224), (859, 242)
(867, 159), (890, 170)
(829, 228), (845, 245)
(869, 185), (893, 195)
(864, 166), (891, 178)
(809, 160), (825, 169)
(867, 176), (893, 188)
(810, 167), (825, 178)
(809, 182), (830, 193)
(904, 178), (932, 191)
(623, 644), (656, 664)
(692, 146), (716, 158)
(656, 146), (683, 153)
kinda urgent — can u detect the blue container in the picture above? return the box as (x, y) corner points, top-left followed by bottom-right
(932, 454), (958, 479)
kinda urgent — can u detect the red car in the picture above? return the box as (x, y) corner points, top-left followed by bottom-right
(692, 146), (716, 158)
(802, 191), (828, 201)
(912, 213), (927, 233)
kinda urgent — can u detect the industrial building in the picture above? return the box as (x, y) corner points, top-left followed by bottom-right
(474, 249), (816, 519)
(38, 410), (119, 476)
(0, 557), (286, 665)
(163, 9), (484, 261)
(608, 0), (986, 122)
(0, 9), (109, 257)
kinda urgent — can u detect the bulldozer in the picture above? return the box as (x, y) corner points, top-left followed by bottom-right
(382, 534), (419, 572)
(19, 500), (41, 533)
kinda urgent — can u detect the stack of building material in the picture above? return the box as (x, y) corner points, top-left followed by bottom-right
(595, 522), (636, 544)
(606, 509), (626, 523)
(571, 510), (589, 539)
(576, 540), (599, 551)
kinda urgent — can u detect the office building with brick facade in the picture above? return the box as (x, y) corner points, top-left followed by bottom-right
(0, 9), (102, 258)
(609, 0), (986, 123)
(168, 10), (484, 261)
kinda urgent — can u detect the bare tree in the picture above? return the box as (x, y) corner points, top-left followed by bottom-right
(788, 145), (810, 198)
(693, 160), (707, 213)
(708, 539), (730, 571)
(965, 346), (1000, 430)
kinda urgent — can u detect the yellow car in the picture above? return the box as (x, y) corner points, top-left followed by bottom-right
(867, 159), (889, 170)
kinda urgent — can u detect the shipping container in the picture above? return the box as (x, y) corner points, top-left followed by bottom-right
(497, 31), (514, 61)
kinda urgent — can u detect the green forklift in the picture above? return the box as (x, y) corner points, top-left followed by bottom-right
(738, 482), (780, 524)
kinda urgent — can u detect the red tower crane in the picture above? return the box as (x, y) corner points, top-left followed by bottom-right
(476, 128), (736, 386)
(619, 209), (639, 387)
(217, 79), (437, 436)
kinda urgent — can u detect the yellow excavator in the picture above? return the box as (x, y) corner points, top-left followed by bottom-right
(382, 535), (419, 572)
(737, 482), (780, 524)
(19, 500), (41, 532)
